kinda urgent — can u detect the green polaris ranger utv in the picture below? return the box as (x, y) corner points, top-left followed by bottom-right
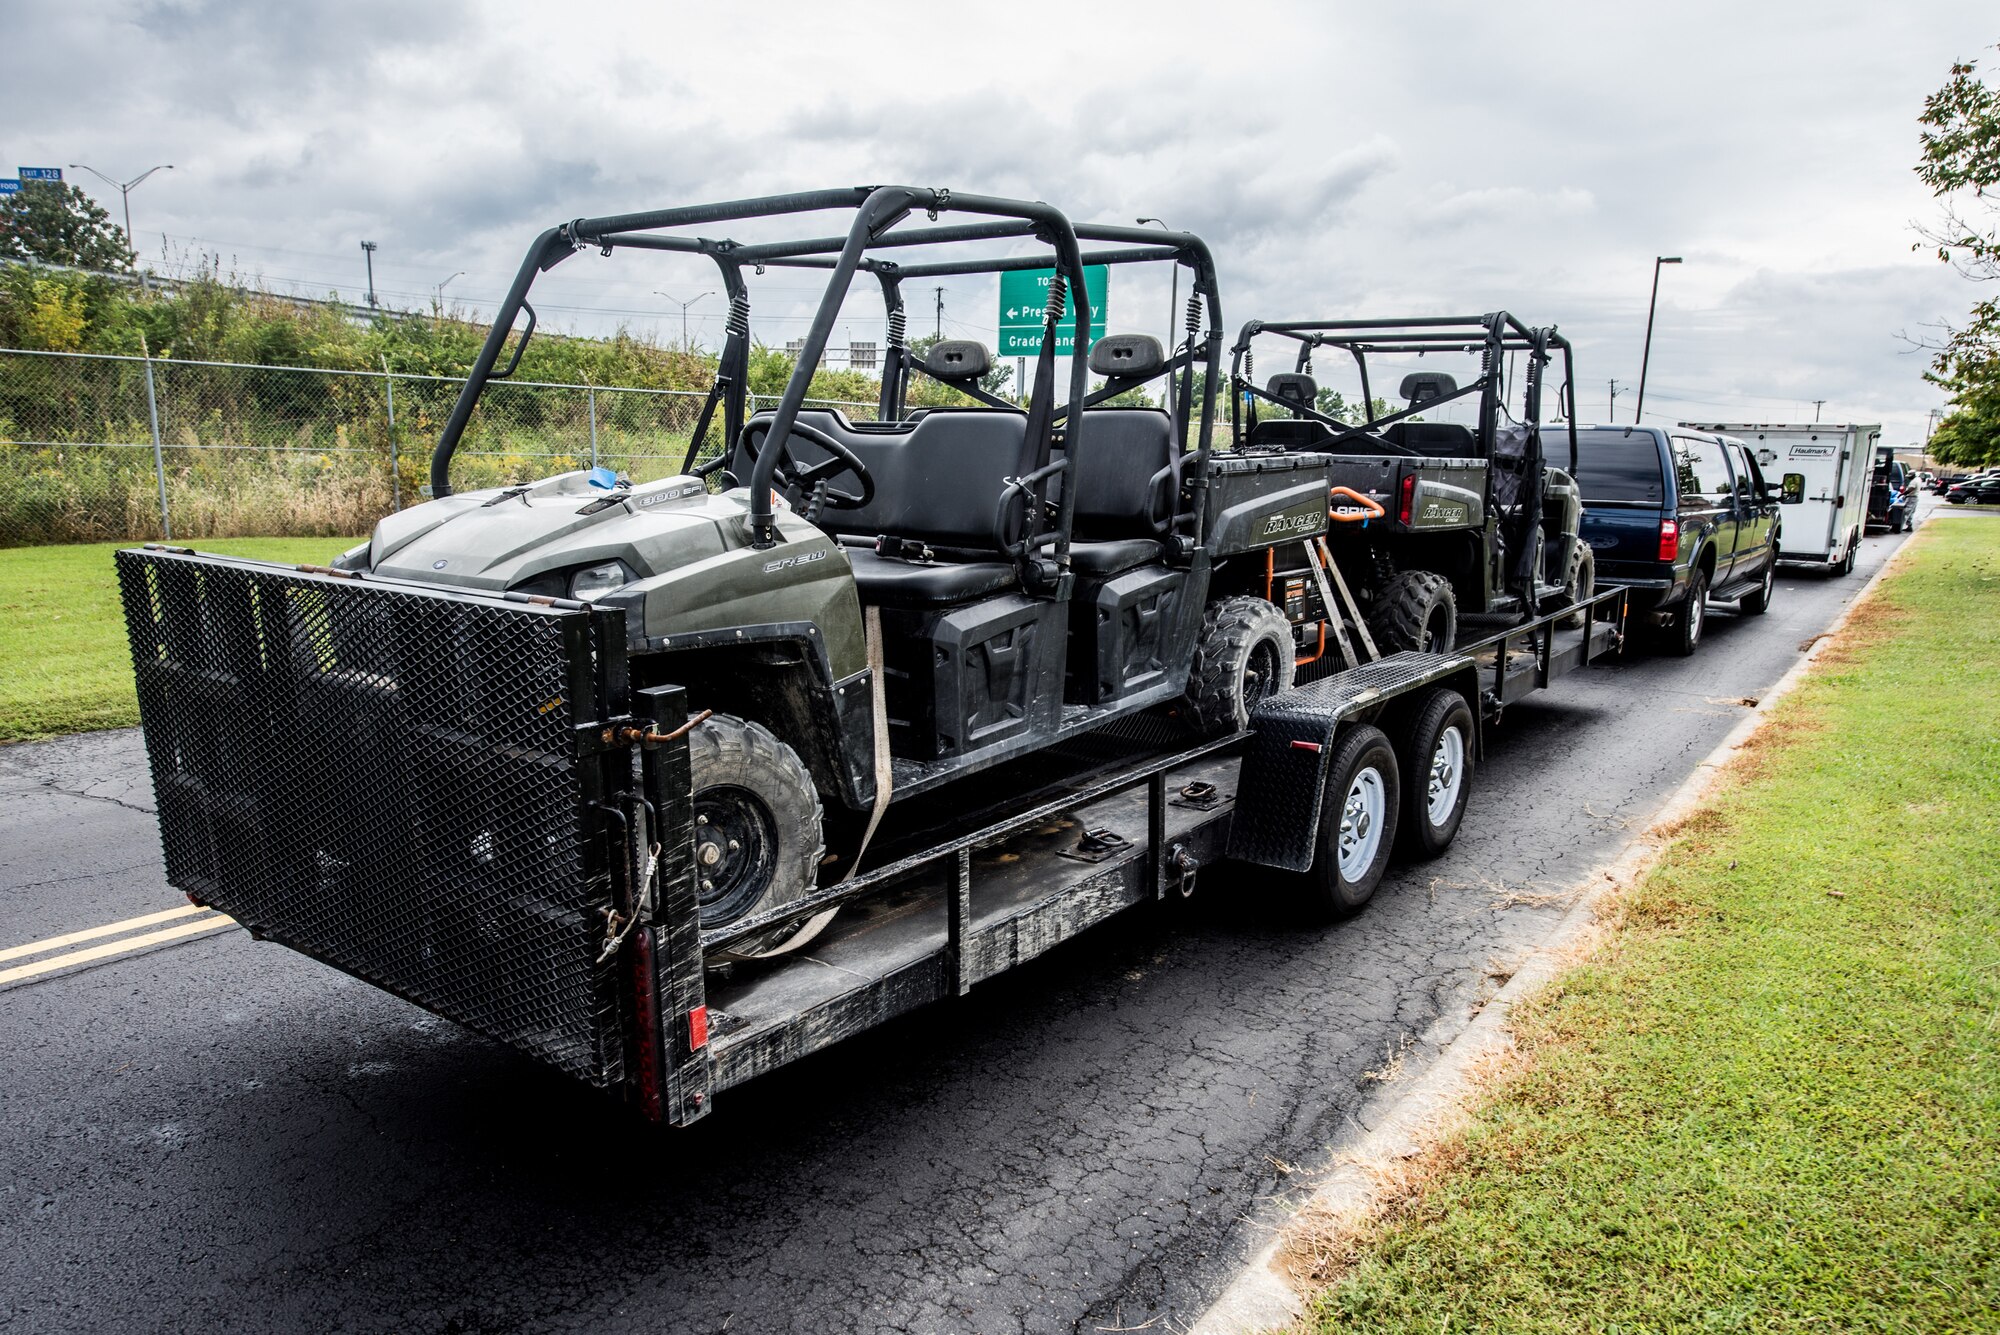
(1224, 315), (1592, 668)
(312, 187), (1334, 958)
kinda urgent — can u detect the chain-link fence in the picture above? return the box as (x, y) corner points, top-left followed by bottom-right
(0, 347), (878, 547)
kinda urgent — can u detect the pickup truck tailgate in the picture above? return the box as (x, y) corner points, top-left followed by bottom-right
(1579, 503), (1665, 581)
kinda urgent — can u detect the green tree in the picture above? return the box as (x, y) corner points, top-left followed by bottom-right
(0, 183), (136, 271)
(1917, 42), (2000, 468)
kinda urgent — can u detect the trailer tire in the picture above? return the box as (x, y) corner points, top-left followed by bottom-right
(688, 713), (832, 962)
(1394, 689), (1475, 860)
(1295, 723), (1401, 921)
(1369, 570), (1456, 654)
(1182, 596), (1295, 736)
(1556, 543), (1596, 629)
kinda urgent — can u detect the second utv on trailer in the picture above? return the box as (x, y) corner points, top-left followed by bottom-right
(1225, 315), (1591, 664)
(322, 187), (1333, 956)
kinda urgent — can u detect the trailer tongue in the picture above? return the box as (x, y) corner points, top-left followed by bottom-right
(116, 543), (1621, 1126)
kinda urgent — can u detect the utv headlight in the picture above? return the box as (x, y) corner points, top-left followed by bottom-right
(569, 560), (633, 601)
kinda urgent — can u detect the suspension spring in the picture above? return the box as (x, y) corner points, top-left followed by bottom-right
(1044, 274), (1067, 322)
(1184, 293), (1203, 337)
(886, 307), (906, 348)
(725, 295), (750, 341)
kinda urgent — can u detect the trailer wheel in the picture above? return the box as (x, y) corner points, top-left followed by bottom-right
(1556, 543), (1596, 629)
(688, 713), (831, 961)
(1394, 689), (1475, 860)
(1182, 596), (1295, 735)
(1296, 724), (1401, 920)
(1369, 571), (1456, 654)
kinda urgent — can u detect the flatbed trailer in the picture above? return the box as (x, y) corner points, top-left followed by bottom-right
(115, 546), (1624, 1125)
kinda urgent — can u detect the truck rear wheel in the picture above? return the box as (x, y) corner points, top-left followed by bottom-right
(1369, 571), (1456, 654)
(1394, 688), (1475, 860)
(688, 713), (832, 961)
(1295, 723), (1401, 921)
(1182, 596), (1295, 736)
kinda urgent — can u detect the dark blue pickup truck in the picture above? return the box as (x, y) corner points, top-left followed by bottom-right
(1570, 425), (1781, 655)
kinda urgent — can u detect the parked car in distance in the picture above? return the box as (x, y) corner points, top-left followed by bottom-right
(1867, 451), (1917, 532)
(1572, 425), (1781, 655)
(1946, 474), (2000, 505)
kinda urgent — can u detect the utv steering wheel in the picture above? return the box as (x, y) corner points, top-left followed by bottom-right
(738, 420), (876, 510)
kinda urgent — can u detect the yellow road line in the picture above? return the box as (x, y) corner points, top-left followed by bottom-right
(0, 903), (216, 964)
(0, 915), (236, 988)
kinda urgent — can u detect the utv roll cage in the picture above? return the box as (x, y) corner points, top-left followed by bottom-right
(428, 187), (1224, 576)
(1227, 313), (1580, 474)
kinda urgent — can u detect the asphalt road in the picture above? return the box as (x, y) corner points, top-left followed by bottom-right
(0, 517), (1918, 1335)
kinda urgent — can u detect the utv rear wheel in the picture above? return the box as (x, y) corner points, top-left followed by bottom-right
(1182, 596), (1295, 736)
(1395, 688), (1475, 860)
(1369, 571), (1456, 654)
(688, 713), (830, 961)
(1295, 723), (1401, 921)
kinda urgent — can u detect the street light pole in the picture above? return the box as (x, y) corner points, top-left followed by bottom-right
(1137, 217), (1177, 353)
(654, 291), (716, 349)
(436, 270), (465, 308)
(1633, 255), (1682, 423)
(68, 162), (173, 263)
(360, 241), (379, 308)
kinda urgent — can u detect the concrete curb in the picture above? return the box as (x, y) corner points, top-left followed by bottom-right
(1187, 525), (1924, 1335)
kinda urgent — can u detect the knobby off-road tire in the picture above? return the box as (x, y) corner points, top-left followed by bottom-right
(687, 712), (831, 962)
(1294, 723), (1401, 921)
(1369, 570), (1457, 655)
(1665, 565), (1710, 657)
(1394, 688), (1475, 860)
(1182, 596), (1295, 736)
(1739, 554), (1776, 615)
(1556, 542), (1596, 630)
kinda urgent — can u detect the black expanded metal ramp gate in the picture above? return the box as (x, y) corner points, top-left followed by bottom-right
(115, 548), (632, 1085)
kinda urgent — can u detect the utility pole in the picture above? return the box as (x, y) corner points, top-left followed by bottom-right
(934, 286), (945, 339)
(1609, 379), (1621, 421)
(1812, 399), (1826, 423)
(360, 241), (379, 308)
(1633, 255), (1682, 423)
(654, 291), (715, 350)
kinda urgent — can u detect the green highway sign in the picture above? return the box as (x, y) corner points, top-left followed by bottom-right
(997, 265), (1107, 358)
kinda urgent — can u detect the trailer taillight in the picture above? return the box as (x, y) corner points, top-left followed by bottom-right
(1398, 473), (1417, 525)
(1659, 520), (1680, 561)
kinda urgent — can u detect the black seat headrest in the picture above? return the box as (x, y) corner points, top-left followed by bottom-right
(923, 339), (992, 382)
(1266, 373), (1319, 409)
(1400, 371), (1457, 407)
(1088, 333), (1167, 380)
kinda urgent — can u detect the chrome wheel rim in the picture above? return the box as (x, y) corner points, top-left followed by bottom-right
(1689, 590), (1705, 644)
(1337, 765), (1387, 882)
(1426, 726), (1465, 826)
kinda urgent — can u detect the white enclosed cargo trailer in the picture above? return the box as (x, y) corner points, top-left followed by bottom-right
(1683, 422), (1880, 575)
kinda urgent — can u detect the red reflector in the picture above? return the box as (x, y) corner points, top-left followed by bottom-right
(1398, 472), (1417, 525)
(1658, 519), (1680, 561)
(688, 1006), (709, 1050)
(1290, 739), (1322, 752)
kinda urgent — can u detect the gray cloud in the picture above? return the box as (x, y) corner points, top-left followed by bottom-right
(3, 0), (1990, 444)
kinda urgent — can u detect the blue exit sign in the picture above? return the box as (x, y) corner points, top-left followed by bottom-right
(18, 167), (63, 182)
(0, 180), (19, 196)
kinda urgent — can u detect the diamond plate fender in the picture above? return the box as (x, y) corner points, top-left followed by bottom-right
(1227, 652), (1480, 872)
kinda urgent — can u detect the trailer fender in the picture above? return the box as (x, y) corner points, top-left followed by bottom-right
(1227, 657), (1481, 873)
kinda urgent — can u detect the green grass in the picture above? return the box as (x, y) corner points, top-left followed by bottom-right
(0, 536), (359, 741)
(1308, 521), (2000, 1333)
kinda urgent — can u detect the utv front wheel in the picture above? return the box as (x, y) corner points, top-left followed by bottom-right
(688, 713), (831, 961)
(1182, 596), (1295, 736)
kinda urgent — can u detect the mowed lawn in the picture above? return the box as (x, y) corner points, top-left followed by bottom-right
(0, 537), (359, 742)
(1306, 518), (2000, 1333)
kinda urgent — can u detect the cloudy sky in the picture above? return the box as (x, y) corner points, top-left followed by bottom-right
(5, 1), (1993, 446)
